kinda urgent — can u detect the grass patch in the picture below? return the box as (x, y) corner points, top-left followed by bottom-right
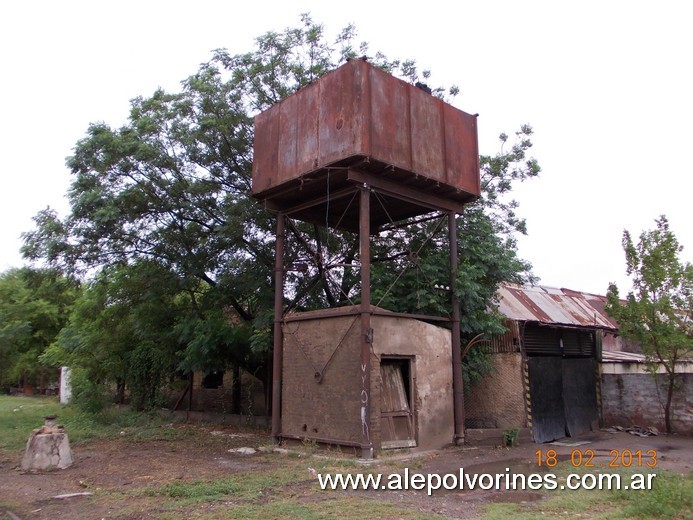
(482, 503), (537, 520)
(0, 499), (21, 512)
(138, 454), (416, 518)
(310, 497), (445, 519)
(0, 395), (188, 451)
(148, 477), (238, 501)
(615, 471), (692, 519)
(482, 464), (692, 519)
(140, 457), (308, 505)
(0, 395), (65, 450)
(212, 496), (445, 520)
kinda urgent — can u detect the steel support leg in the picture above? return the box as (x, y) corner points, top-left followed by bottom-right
(271, 213), (285, 444)
(359, 187), (374, 459)
(449, 212), (465, 445)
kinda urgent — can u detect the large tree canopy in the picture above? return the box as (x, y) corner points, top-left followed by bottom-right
(22, 16), (540, 401)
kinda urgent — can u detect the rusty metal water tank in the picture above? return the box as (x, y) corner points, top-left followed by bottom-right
(252, 58), (480, 230)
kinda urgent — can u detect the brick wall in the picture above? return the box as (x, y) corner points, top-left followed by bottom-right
(601, 370), (693, 434)
(282, 314), (363, 444)
(464, 353), (526, 429)
(185, 370), (265, 415)
(189, 371), (233, 413)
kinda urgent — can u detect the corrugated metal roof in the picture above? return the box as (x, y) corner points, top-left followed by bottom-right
(497, 283), (618, 330)
(601, 351), (647, 362)
(601, 350), (693, 364)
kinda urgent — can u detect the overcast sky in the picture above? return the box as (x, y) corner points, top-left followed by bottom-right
(1, 0), (690, 296)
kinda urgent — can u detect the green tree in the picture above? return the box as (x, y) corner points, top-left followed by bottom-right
(605, 216), (692, 433)
(22, 15), (539, 403)
(0, 268), (80, 391)
(43, 261), (184, 410)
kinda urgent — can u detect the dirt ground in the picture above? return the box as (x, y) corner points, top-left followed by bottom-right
(1, 423), (691, 520)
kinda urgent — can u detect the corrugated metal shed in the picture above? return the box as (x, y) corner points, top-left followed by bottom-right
(497, 284), (618, 330)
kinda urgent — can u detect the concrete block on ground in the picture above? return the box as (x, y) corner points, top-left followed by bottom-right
(21, 417), (73, 471)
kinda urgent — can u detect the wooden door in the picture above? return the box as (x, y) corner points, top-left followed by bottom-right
(380, 360), (416, 449)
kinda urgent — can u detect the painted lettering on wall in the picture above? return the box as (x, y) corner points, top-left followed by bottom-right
(361, 362), (370, 441)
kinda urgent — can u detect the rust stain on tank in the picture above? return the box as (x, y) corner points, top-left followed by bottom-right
(252, 59), (480, 209)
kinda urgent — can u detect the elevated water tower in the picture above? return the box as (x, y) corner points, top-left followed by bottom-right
(252, 58), (480, 458)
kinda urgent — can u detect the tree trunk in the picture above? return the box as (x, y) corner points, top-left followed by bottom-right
(231, 365), (242, 414)
(264, 349), (272, 417)
(664, 373), (675, 434)
(116, 380), (126, 404)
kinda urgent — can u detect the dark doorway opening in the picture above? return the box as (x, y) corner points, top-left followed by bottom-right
(202, 371), (224, 389)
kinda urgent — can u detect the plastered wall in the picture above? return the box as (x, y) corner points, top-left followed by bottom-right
(281, 309), (454, 451)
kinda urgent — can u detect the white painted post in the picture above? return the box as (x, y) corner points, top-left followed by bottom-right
(59, 367), (72, 404)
